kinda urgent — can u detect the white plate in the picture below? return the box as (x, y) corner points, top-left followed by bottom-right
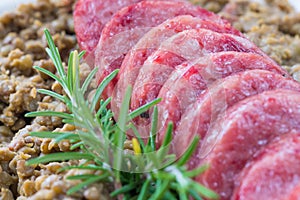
(289, 0), (300, 12)
(0, 0), (36, 14)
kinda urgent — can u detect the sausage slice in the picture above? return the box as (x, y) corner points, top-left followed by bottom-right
(73, 0), (142, 66)
(232, 133), (300, 200)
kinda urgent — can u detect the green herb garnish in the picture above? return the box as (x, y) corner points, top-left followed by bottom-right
(25, 29), (219, 200)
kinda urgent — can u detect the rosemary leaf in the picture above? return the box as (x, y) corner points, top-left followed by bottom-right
(157, 123), (173, 163)
(37, 89), (66, 103)
(73, 50), (81, 92)
(178, 187), (188, 200)
(62, 119), (75, 125)
(96, 98), (112, 118)
(163, 191), (177, 200)
(59, 164), (105, 172)
(189, 189), (203, 200)
(183, 165), (208, 178)
(81, 67), (98, 95)
(67, 51), (74, 92)
(161, 122), (173, 148)
(33, 66), (63, 85)
(90, 69), (119, 111)
(110, 182), (138, 197)
(148, 106), (158, 152)
(67, 175), (106, 195)
(128, 98), (161, 119)
(78, 51), (85, 59)
(137, 179), (150, 200)
(44, 29), (65, 81)
(67, 174), (96, 180)
(149, 179), (169, 200)
(26, 152), (94, 165)
(153, 171), (175, 181)
(176, 136), (200, 167)
(55, 133), (80, 143)
(77, 130), (106, 159)
(192, 182), (219, 199)
(29, 131), (64, 138)
(70, 141), (84, 150)
(25, 111), (73, 119)
(67, 173), (109, 182)
(113, 86), (131, 172)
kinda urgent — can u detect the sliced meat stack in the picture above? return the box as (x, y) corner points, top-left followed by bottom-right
(94, 0), (231, 99)
(157, 52), (289, 143)
(112, 15), (242, 121)
(73, 1), (300, 199)
(129, 27), (284, 136)
(189, 89), (300, 199)
(173, 69), (299, 157)
(130, 28), (273, 111)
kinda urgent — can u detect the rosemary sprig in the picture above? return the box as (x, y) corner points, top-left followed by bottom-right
(25, 29), (219, 200)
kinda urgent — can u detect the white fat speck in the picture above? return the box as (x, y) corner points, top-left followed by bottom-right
(179, 39), (200, 60)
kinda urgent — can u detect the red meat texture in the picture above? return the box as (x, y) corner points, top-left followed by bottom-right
(73, 0), (143, 66)
(193, 90), (300, 199)
(129, 28), (278, 137)
(157, 53), (290, 145)
(94, 0), (230, 99)
(112, 15), (243, 119)
(232, 133), (300, 200)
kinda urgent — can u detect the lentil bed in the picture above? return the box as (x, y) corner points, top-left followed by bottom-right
(0, 0), (299, 199)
